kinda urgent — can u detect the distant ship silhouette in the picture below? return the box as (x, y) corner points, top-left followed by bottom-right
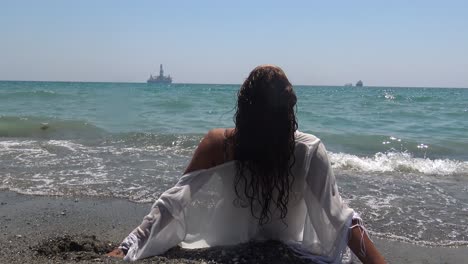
(356, 80), (363, 87)
(147, 64), (172, 84)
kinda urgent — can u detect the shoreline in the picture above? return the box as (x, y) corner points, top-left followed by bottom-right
(1, 190), (467, 263)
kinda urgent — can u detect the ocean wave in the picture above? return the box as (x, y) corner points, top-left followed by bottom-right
(329, 151), (468, 176)
(378, 90), (441, 103)
(110, 132), (201, 148)
(317, 132), (468, 161)
(0, 89), (66, 99)
(369, 231), (468, 247)
(0, 116), (106, 139)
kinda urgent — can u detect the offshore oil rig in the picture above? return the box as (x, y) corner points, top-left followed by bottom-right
(147, 64), (172, 84)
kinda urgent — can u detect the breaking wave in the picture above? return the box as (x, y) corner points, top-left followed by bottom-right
(330, 151), (468, 176)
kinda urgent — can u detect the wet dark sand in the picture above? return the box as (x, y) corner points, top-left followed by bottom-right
(0, 191), (466, 263)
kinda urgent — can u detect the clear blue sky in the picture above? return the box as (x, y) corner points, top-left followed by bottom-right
(1, 0), (467, 87)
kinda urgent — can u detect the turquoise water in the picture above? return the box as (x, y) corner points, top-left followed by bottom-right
(1, 81), (467, 159)
(1, 81), (467, 246)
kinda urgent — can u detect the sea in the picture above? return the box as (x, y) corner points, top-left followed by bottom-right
(1, 81), (467, 248)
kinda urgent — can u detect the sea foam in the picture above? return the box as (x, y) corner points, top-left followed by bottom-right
(329, 151), (467, 176)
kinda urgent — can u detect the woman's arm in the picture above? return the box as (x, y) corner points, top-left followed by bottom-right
(348, 219), (387, 264)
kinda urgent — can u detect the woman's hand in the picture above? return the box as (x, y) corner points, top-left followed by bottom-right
(106, 248), (125, 258)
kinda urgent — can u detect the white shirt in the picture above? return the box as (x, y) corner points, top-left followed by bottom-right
(120, 132), (358, 263)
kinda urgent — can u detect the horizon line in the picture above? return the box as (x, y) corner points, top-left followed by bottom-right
(0, 79), (467, 89)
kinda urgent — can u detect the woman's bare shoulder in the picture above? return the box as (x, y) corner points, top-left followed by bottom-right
(183, 128), (234, 174)
(205, 128), (227, 139)
(206, 128), (234, 138)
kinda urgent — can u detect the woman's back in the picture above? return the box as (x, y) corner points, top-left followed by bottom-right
(183, 131), (317, 246)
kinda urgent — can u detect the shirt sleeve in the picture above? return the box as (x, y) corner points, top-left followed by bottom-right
(120, 168), (214, 261)
(300, 141), (355, 263)
(120, 185), (187, 261)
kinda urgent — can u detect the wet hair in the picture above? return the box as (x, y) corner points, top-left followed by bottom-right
(231, 65), (298, 225)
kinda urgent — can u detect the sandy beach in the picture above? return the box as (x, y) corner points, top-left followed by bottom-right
(0, 191), (466, 264)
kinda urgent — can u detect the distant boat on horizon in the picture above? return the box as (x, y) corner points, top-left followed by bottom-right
(344, 83), (353, 87)
(147, 64), (172, 84)
(356, 80), (363, 87)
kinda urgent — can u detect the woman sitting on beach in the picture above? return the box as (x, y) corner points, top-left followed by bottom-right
(108, 65), (386, 263)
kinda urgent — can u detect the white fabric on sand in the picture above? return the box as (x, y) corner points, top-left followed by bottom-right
(120, 132), (359, 263)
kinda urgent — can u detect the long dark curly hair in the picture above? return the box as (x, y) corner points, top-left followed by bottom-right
(231, 65), (298, 225)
